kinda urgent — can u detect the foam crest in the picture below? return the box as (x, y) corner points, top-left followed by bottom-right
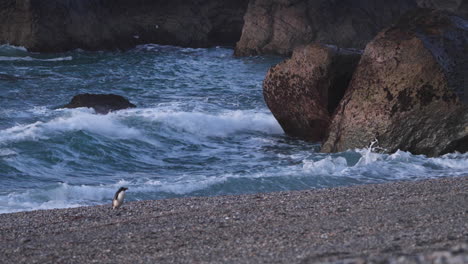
(429, 152), (468, 170)
(144, 176), (227, 194)
(0, 148), (17, 157)
(354, 140), (386, 166)
(0, 121), (46, 142)
(0, 109), (141, 144)
(0, 177), (227, 214)
(49, 110), (141, 138)
(302, 146), (468, 181)
(302, 156), (348, 175)
(0, 56), (72, 62)
(0, 44), (28, 52)
(123, 108), (283, 137)
(0, 182), (118, 214)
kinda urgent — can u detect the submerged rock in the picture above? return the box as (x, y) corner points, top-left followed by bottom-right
(0, 0), (248, 52)
(64, 93), (136, 114)
(263, 43), (361, 141)
(321, 9), (468, 156)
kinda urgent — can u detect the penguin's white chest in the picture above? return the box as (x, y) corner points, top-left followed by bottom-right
(113, 191), (126, 208)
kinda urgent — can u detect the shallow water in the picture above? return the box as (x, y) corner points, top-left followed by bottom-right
(0, 44), (467, 213)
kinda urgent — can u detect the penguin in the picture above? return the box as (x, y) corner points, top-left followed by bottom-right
(112, 187), (128, 209)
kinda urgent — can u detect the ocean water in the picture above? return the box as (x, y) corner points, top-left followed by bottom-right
(0, 44), (467, 214)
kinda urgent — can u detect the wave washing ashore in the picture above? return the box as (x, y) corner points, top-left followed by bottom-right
(0, 44), (467, 214)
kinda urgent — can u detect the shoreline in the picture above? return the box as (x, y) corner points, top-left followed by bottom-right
(1, 176), (467, 263)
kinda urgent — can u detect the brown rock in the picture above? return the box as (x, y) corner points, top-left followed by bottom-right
(321, 9), (468, 156)
(235, 0), (419, 56)
(263, 43), (361, 141)
(0, 0), (248, 52)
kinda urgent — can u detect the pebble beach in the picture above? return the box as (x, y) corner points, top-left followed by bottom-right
(1, 176), (467, 263)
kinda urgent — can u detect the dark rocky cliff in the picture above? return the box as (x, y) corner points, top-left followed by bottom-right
(0, 0), (249, 52)
(235, 0), (468, 56)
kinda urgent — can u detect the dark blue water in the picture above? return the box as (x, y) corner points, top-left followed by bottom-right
(0, 44), (467, 213)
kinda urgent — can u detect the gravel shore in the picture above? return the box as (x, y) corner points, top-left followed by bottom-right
(1, 176), (467, 263)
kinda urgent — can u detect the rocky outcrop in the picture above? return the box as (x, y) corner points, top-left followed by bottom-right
(0, 0), (248, 52)
(64, 94), (136, 114)
(263, 43), (361, 141)
(417, 0), (468, 18)
(234, 0), (468, 57)
(321, 9), (468, 157)
(234, 0), (419, 56)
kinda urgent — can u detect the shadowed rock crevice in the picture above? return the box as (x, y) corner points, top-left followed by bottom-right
(263, 44), (361, 141)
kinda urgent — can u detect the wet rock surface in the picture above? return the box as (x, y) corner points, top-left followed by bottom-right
(263, 43), (361, 141)
(63, 93), (136, 114)
(321, 9), (468, 156)
(0, 176), (467, 263)
(0, 0), (248, 52)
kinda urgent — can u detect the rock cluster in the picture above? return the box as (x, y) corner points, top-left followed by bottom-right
(321, 9), (468, 156)
(263, 44), (361, 141)
(265, 9), (468, 156)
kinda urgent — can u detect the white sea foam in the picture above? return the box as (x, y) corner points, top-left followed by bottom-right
(303, 156), (348, 175)
(1, 148), (467, 214)
(302, 146), (468, 181)
(0, 107), (281, 145)
(0, 182), (117, 214)
(0, 176), (226, 214)
(429, 152), (468, 170)
(121, 108), (283, 137)
(0, 44), (28, 52)
(0, 148), (16, 157)
(0, 56), (72, 62)
(0, 109), (141, 144)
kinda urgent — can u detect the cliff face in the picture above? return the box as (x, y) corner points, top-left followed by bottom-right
(234, 0), (468, 56)
(234, 0), (419, 56)
(3, 0), (466, 54)
(0, 0), (249, 52)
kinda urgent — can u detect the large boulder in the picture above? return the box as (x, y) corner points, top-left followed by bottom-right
(263, 43), (361, 141)
(321, 9), (468, 156)
(63, 94), (136, 114)
(0, 0), (248, 52)
(234, 0), (419, 56)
